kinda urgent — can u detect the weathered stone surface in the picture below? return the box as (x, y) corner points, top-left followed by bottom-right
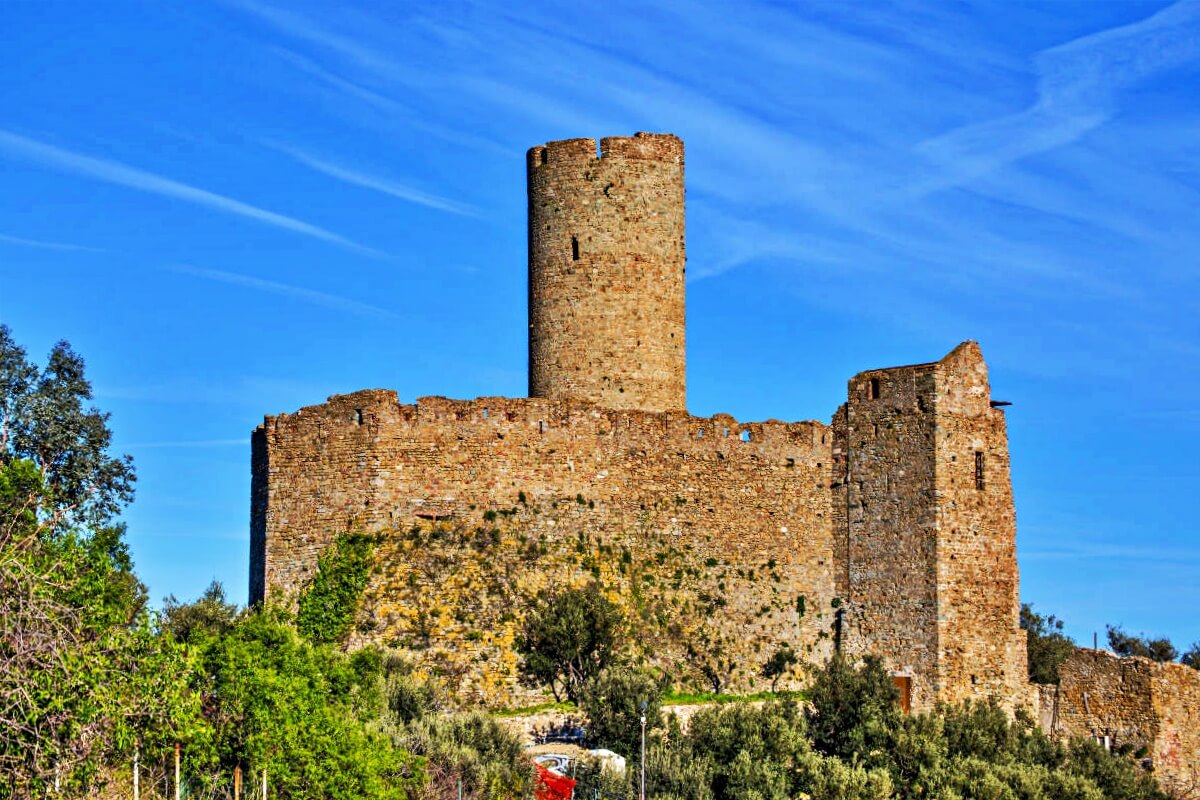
(1041, 649), (1200, 793)
(528, 133), (685, 413)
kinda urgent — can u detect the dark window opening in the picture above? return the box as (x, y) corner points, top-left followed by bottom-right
(786, 457), (795, 468)
(354, 408), (363, 426)
(571, 235), (580, 261)
(538, 420), (545, 433)
(540, 149), (548, 165)
(869, 378), (881, 399)
(974, 451), (985, 490)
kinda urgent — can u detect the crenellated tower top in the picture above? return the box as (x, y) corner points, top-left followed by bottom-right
(527, 132), (686, 412)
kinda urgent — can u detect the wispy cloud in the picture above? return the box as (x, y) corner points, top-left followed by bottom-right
(269, 142), (480, 217)
(0, 129), (381, 257)
(171, 264), (396, 319)
(913, 0), (1200, 194)
(0, 232), (103, 252)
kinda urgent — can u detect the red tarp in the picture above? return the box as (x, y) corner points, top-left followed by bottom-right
(534, 762), (576, 800)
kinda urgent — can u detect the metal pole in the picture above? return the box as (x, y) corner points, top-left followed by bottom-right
(639, 711), (646, 800)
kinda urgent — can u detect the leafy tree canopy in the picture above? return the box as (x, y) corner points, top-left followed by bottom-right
(1106, 625), (1179, 663)
(0, 324), (134, 530)
(579, 666), (664, 757)
(518, 582), (623, 703)
(1022, 603), (1077, 684)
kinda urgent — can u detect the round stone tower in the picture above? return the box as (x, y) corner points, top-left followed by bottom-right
(527, 132), (686, 412)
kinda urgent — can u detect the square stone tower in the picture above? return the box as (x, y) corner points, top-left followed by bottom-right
(836, 341), (1027, 711)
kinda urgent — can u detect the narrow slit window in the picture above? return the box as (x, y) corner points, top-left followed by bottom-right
(869, 378), (881, 399)
(974, 451), (985, 490)
(697, 429), (704, 439)
(354, 408), (364, 426)
(571, 235), (580, 261)
(539, 420), (545, 434)
(482, 407), (489, 419)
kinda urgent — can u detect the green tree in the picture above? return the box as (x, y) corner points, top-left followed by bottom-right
(1022, 603), (1077, 683)
(761, 643), (798, 692)
(0, 327), (192, 797)
(187, 606), (421, 799)
(805, 655), (900, 763)
(518, 582), (623, 702)
(0, 325), (134, 531)
(1181, 642), (1200, 670)
(579, 666), (664, 757)
(1106, 626), (1178, 663)
(162, 579), (239, 644)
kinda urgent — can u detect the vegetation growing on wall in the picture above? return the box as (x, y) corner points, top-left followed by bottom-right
(297, 532), (377, 645)
(356, 504), (819, 707)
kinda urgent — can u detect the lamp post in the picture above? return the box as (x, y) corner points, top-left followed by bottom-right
(639, 700), (647, 800)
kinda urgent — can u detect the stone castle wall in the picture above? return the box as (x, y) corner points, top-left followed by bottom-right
(251, 390), (841, 699)
(252, 342), (1030, 712)
(527, 133), (686, 413)
(1047, 649), (1200, 792)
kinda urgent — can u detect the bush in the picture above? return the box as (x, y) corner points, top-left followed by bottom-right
(805, 655), (900, 762)
(580, 666), (664, 757)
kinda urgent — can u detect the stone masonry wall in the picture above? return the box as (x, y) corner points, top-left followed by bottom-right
(932, 343), (1027, 709)
(252, 391), (838, 702)
(1051, 649), (1200, 793)
(839, 342), (1026, 711)
(527, 133), (686, 413)
(840, 357), (941, 710)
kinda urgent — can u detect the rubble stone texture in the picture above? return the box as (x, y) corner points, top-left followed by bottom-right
(1044, 649), (1200, 792)
(250, 132), (1197, 782)
(527, 133), (686, 412)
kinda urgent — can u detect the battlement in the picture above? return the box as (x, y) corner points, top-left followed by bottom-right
(260, 390), (829, 468)
(527, 131), (686, 412)
(527, 132), (683, 169)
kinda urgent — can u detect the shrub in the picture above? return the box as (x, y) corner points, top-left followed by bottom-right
(580, 666), (664, 757)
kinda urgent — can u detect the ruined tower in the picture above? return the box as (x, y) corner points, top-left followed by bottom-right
(837, 342), (1027, 711)
(526, 133), (686, 412)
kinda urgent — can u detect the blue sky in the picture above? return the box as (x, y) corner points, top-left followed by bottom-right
(1, 0), (1198, 652)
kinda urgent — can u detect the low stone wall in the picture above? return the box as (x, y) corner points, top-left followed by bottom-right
(1050, 649), (1200, 793)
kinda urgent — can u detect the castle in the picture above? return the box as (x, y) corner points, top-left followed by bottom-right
(251, 133), (1198, 785)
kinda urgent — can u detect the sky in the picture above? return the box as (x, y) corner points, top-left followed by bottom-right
(1, 0), (1198, 652)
